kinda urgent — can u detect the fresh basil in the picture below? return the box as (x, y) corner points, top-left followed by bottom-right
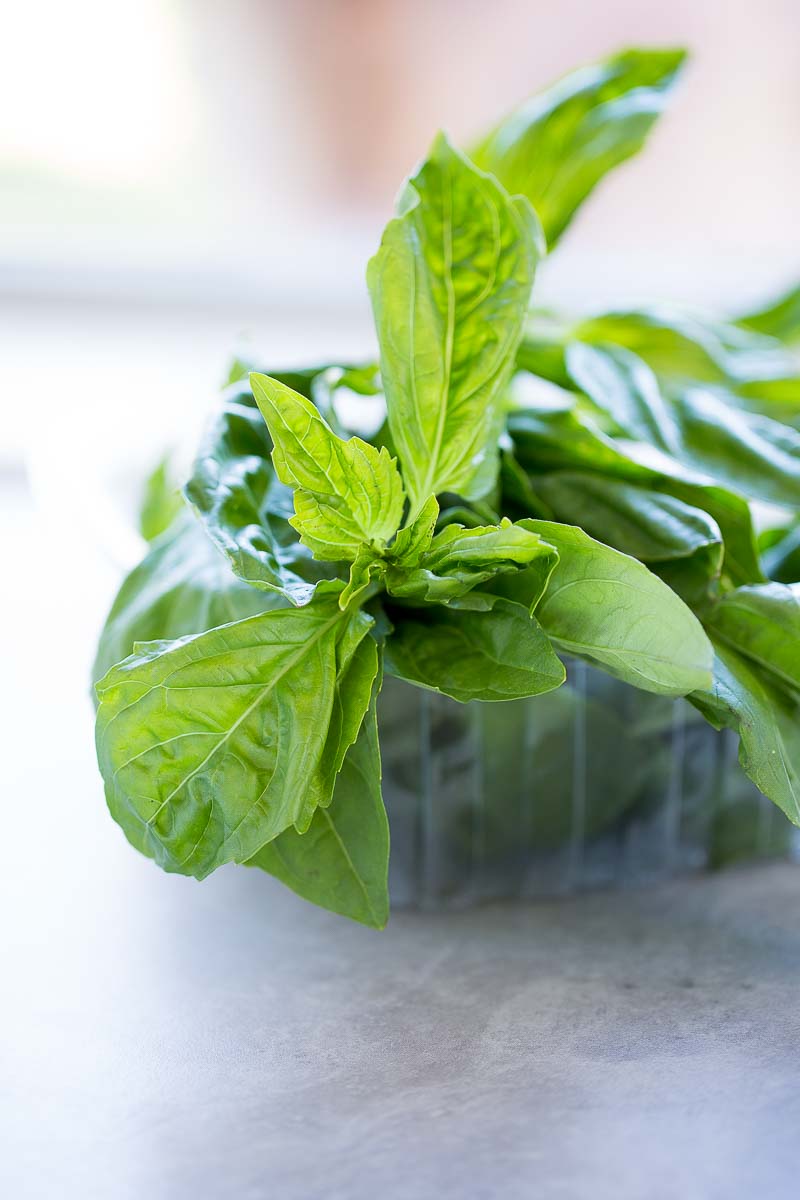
(93, 45), (800, 926)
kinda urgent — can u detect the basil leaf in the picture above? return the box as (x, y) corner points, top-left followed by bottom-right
(95, 596), (378, 878)
(762, 522), (800, 583)
(388, 495), (440, 567)
(385, 518), (556, 605)
(566, 341), (680, 453)
(691, 640), (800, 826)
(472, 47), (686, 247)
(138, 455), (183, 544)
(368, 132), (540, 513)
(738, 282), (800, 344)
(246, 671), (389, 929)
(531, 472), (723, 606)
(508, 402), (763, 585)
(707, 583), (800, 692)
(92, 514), (273, 688)
(522, 520), (713, 694)
(251, 372), (405, 562)
(384, 597), (565, 702)
(186, 382), (337, 605)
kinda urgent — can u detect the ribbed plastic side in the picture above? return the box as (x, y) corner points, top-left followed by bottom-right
(379, 664), (799, 910)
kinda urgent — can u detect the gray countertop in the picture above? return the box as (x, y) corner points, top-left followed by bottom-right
(4, 479), (800, 1199)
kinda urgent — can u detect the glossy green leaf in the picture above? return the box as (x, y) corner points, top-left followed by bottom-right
(707, 583), (800, 692)
(387, 495), (440, 567)
(92, 515), (273, 688)
(522, 520), (714, 694)
(368, 132), (540, 513)
(762, 522), (800, 583)
(507, 402), (763, 585)
(247, 670), (389, 928)
(472, 47), (686, 247)
(566, 341), (680, 452)
(96, 596), (378, 878)
(385, 518), (557, 605)
(384, 596), (565, 702)
(251, 372), (405, 562)
(691, 639), (800, 826)
(186, 381), (337, 605)
(531, 472), (723, 605)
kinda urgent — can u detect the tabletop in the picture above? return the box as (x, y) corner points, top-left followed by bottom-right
(4, 475), (800, 1200)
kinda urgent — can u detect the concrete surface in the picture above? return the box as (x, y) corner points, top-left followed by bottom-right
(4, 478), (800, 1200)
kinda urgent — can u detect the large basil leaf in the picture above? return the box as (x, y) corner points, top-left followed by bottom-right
(92, 514), (273, 688)
(247, 672), (389, 929)
(507, 401), (762, 585)
(251, 372), (404, 563)
(385, 519), (557, 605)
(691, 640), (800, 826)
(707, 583), (800, 692)
(384, 597), (565, 702)
(567, 341), (800, 506)
(531, 472), (722, 606)
(368, 132), (540, 513)
(472, 47), (686, 247)
(521, 520), (713, 694)
(95, 596), (378, 878)
(185, 382), (338, 605)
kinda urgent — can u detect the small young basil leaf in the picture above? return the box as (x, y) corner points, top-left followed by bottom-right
(472, 47), (686, 248)
(138, 455), (183, 544)
(738, 282), (800, 344)
(251, 372), (405, 561)
(384, 597), (565, 702)
(530, 472), (723, 606)
(566, 342), (680, 454)
(691, 639), (800, 826)
(387, 495), (440, 567)
(340, 549), (386, 610)
(508, 402), (763, 585)
(367, 132), (540, 515)
(706, 583), (800, 692)
(95, 596), (378, 878)
(522, 520), (714, 694)
(385, 519), (557, 605)
(186, 382), (338, 605)
(246, 668), (389, 929)
(92, 514), (276, 690)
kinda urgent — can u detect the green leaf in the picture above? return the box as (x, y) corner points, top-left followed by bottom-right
(691, 639), (800, 826)
(186, 381), (337, 605)
(138, 455), (183, 543)
(762, 522), (800, 583)
(566, 341), (680, 453)
(246, 672), (389, 928)
(385, 518), (557, 605)
(95, 596), (378, 878)
(531, 472), (723, 606)
(522, 520), (714, 694)
(707, 583), (800, 692)
(384, 596), (565, 702)
(472, 47), (686, 247)
(367, 132), (540, 513)
(387, 495), (440, 566)
(738, 282), (800, 344)
(507, 401), (763, 585)
(92, 514), (273, 688)
(251, 372), (405, 562)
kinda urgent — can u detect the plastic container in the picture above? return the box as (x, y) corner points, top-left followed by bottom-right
(379, 661), (799, 909)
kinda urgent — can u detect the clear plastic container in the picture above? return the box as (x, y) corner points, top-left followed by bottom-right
(380, 661), (799, 909)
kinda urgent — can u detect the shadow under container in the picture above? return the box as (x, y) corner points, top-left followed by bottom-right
(379, 660), (798, 910)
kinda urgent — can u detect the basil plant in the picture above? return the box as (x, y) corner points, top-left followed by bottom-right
(94, 47), (800, 926)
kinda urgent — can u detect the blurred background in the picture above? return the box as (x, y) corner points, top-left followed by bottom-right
(2, 8), (799, 1183)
